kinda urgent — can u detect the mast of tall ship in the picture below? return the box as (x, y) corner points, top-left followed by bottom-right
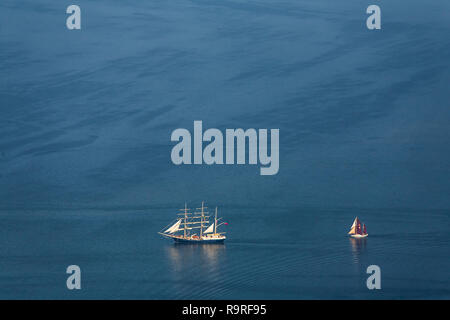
(214, 207), (218, 235)
(183, 202), (188, 238)
(199, 201), (206, 237)
(183, 201), (209, 238)
(177, 202), (192, 238)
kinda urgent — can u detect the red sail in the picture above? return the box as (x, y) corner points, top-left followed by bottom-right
(356, 221), (362, 235)
(363, 224), (367, 235)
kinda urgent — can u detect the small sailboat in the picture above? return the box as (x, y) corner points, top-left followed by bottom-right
(348, 217), (368, 238)
(159, 202), (227, 243)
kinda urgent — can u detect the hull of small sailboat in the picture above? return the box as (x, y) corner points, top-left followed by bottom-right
(350, 234), (368, 238)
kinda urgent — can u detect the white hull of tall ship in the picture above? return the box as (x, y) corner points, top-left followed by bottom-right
(160, 233), (226, 243)
(350, 233), (368, 238)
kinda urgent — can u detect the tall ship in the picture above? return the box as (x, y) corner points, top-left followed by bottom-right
(348, 217), (368, 238)
(159, 202), (227, 243)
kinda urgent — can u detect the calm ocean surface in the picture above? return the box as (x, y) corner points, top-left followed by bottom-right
(1, 0), (449, 299)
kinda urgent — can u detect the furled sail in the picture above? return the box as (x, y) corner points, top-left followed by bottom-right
(164, 219), (182, 234)
(204, 223), (214, 234)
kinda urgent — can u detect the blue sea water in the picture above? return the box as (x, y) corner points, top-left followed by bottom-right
(0, 0), (449, 299)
